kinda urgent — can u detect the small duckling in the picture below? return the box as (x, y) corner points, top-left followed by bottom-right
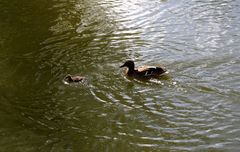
(120, 60), (167, 79)
(64, 74), (85, 83)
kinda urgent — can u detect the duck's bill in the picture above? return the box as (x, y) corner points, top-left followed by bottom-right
(161, 70), (169, 75)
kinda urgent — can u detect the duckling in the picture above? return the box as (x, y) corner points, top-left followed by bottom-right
(120, 60), (167, 79)
(64, 74), (85, 83)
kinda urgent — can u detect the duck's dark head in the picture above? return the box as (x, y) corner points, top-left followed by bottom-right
(64, 74), (73, 82)
(120, 60), (135, 70)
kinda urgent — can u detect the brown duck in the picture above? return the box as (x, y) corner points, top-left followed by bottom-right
(64, 74), (85, 83)
(120, 60), (167, 79)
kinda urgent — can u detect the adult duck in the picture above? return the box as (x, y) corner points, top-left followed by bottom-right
(120, 60), (167, 79)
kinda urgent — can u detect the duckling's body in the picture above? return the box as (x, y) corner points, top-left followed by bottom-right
(120, 60), (167, 79)
(64, 74), (85, 83)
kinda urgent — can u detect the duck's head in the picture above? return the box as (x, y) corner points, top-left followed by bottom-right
(64, 74), (73, 82)
(120, 60), (135, 69)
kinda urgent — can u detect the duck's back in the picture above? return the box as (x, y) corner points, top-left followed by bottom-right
(137, 65), (166, 77)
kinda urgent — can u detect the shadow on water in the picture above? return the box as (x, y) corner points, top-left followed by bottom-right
(0, 0), (99, 151)
(0, 0), (140, 151)
(0, 0), (71, 151)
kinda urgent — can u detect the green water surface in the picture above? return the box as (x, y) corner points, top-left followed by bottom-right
(0, 0), (240, 151)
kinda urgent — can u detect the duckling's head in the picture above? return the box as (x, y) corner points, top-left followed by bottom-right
(120, 60), (135, 70)
(64, 74), (73, 82)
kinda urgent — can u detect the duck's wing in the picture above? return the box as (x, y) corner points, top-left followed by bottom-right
(72, 76), (85, 82)
(137, 66), (167, 76)
(137, 66), (158, 71)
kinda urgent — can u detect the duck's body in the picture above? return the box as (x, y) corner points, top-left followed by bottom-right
(120, 60), (167, 79)
(64, 74), (85, 83)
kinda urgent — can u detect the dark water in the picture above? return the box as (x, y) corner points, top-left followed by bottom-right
(0, 0), (240, 151)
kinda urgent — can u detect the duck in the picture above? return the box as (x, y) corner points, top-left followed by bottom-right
(120, 60), (167, 79)
(64, 74), (85, 83)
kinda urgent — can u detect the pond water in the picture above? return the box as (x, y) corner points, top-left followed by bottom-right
(0, 0), (240, 151)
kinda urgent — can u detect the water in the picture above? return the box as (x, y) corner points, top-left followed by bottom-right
(0, 0), (240, 151)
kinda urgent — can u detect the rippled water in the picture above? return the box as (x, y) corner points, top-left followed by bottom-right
(0, 0), (240, 151)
